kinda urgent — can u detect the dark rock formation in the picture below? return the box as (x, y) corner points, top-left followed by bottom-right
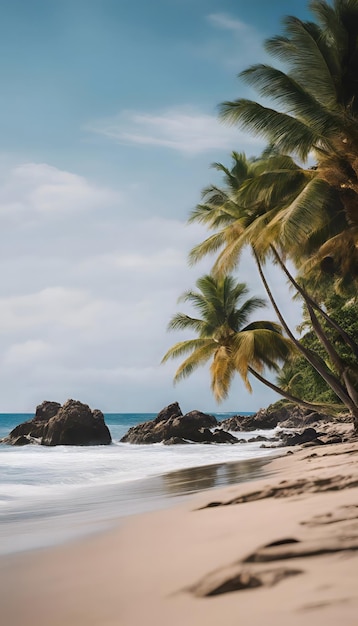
(154, 401), (183, 423)
(279, 428), (344, 448)
(1, 399), (111, 446)
(247, 435), (271, 443)
(163, 436), (189, 445)
(1, 401), (62, 444)
(279, 427), (321, 447)
(41, 400), (111, 446)
(219, 409), (278, 432)
(120, 402), (238, 445)
(220, 404), (334, 432)
(211, 428), (240, 444)
(35, 400), (62, 421)
(278, 407), (334, 429)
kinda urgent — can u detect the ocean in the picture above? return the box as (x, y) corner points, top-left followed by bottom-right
(0, 412), (278, 555)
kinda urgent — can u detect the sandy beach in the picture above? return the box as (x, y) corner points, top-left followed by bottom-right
(2, 438), (358, 626)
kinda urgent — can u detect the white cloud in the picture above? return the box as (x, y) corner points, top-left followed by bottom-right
(207, 13), (249, 33)
(0, 163), (119, 219)
(0, 159), (301, 412)
(86, 107), (263, 155)
(4, 339), (53, 367)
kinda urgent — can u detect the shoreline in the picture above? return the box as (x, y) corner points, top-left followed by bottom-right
(0, 450), (278, 556)
(2, 439), (358, 624)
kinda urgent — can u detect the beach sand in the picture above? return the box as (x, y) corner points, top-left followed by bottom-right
(2, 439), (358, 625)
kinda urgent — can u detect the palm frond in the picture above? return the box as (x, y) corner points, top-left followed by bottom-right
(264, 177), (332, 248)
(188, 231), (228, 266)
(167, 313), (206, 334)
(220, 99), (325, 160)
(229, 297), (267, 331)
(240, 64), (342, 133)
(210, 346), (236, 401)
(276, 16), (338, 105)
(161, 338), (212, 364)
(171, 342), (216, 382)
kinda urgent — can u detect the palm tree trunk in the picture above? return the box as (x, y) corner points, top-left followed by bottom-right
(269, 246), (358, 408)
(247, 367), (331, 413)
(252, 249), (358, 419)
(305, 301), (346, 375)
(270, 245), (358, 359)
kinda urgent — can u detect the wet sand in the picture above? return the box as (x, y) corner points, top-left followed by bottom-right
(0, 454), (274, 555)
(2, 440), (358, 625)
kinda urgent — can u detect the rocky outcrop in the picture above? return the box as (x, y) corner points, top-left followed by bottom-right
(277, 426), (345, 448)
(220, 405), (334, 432)
(279, 427), (323, 447)
(120, 402), (238, 445)
(1, 399), (111, 446)
(219, 409), (278, 432)
(41, 400), (111, 446)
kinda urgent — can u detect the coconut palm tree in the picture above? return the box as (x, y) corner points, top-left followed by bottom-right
(220, 0), (358, 286)
(188, 152), (358, 423)
(162, 274), (330, 410)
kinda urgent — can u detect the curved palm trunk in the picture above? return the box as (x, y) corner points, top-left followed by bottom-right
(252, 249), (358, 424)
(270, 245), (358, 359)
(269, 246), (358, 408)
(247, 367), (334, 413)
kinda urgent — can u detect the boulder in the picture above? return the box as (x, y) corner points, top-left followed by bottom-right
(247, 435), (271, 443)
(220, 404), (334, 432)
(211, 429), (239, 444)
(163, 437), (190, 445)
(278, 407), (334, 429)
(153, 401), (183, 423)
(35, 400), (62, 421)
(41, 400), (111, 446)
(120, 403), (238, 445)
(219, 409), (278, 431)
(324, 434), (343, 445)
(2, 399), (111, 446)
(280, 427), (321, 447)
(2, 400), (62, 444)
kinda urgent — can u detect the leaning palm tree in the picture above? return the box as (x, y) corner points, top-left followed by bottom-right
(188, 152), (358, 422)
(220, 0), (358, 286)
(162, 274), (329, 410)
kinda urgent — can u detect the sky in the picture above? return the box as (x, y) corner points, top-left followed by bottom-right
(0, 0), (312, 413)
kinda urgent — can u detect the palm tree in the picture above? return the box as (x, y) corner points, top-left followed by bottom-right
(220, 0), (358, 287)
(188, 152), (358, 423)
(162, 274), (329, 410)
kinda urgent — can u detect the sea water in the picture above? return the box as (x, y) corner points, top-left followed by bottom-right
(0, 413), (278, 555)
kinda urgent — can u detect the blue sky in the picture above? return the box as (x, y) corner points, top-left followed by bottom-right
(0, 0), (310, 412)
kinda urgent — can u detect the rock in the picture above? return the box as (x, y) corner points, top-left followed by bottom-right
(323, 435), (343, 445)
(212, 429), (239, 444)
(163, 437), (190, 445)
(2, 399), (111, 446)
(219, 409), (278, 431)
(248, 435), (270, 443)
(278, 408), (334, 429)
(154, 402), (182, 423)
(10, 435), (34, 446)
(280, 427), (320, 447)
(301, 439), (325, 447)
(220, 404), (335, 432)
(35, 400), (62, 421)
(41, 400), (111, 446)
(120, 403), (238, 445)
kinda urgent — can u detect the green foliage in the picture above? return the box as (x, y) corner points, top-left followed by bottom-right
(278, 295), (358, 403)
